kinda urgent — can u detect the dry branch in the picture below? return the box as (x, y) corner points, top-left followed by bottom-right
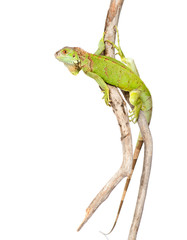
(77, 0), (133, 232)
(128, 111), (153, 240)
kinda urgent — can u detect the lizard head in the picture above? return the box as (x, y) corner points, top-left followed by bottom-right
(55, 47), (81, 75)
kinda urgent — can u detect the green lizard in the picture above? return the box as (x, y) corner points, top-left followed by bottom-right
(55, 29), (152, 231)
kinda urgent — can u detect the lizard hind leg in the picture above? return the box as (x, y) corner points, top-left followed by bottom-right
(129, 90), (142, 123)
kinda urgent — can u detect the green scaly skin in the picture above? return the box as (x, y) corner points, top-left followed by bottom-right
(55, 31), (152, 231)
(55, 37), (152, 124)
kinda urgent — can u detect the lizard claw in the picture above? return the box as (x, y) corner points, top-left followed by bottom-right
(129, 109), (138, 123)
(102, 90), (111, 106)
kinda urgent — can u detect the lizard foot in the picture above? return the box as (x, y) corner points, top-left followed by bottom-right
(102, 90), (111, 106)
(129, 109), (139, 123)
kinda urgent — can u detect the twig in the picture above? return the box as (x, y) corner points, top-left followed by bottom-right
(77, 0), (133, 231)
(128, 111), (153, 240)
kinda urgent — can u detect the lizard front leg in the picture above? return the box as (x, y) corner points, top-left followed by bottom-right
(85, 71), (110, 106)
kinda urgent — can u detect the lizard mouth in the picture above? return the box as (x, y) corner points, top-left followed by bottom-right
(54, 51), (60, 59)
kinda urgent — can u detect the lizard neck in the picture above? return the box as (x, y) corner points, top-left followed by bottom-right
(73, 47), (93, 72)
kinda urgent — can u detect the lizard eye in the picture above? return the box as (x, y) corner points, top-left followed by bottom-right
(73, 54), (75, 58)
(62, 50), (67, 54)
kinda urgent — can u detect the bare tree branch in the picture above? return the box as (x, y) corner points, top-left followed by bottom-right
(77, 0), (133, 232)
(128, 111), (153, 240)
(77, 1), (153, 239)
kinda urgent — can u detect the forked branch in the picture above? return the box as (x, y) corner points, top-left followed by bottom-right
(77, 1), (153, 239)
(77, 0), (133, 231)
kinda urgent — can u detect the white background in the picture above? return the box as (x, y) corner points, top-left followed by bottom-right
(0, 0), (186, 239)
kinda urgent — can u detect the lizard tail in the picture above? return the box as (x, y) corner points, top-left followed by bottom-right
(106, 135), (143, 235)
